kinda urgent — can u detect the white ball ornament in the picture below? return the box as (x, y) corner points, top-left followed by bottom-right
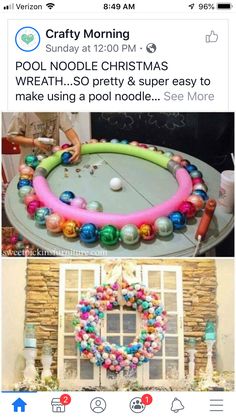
(83, 334), (89, 340)
(135, 284), (141, 291)
(149, 307), (155, 314)
(110, 177), (123, 191)
(88, 315), (95, 322)
(122, 289), (128, 295)
(102, 353), (109, 359)
(146, 296), (152, 302)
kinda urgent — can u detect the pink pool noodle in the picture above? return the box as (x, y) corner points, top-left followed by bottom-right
(33, 168), (192, 228)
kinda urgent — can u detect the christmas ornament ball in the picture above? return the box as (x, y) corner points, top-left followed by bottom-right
(46, 213), (65, 233)
(154, 216), (173, 237)
(10, 235), (19, 245)
(61, 151), (73, 165)
(187, 194), (205, 211)
(62, 220), (80, 239)
(193, 183), (208, 192)
(25, 154), (39, 169)
(71, 196), (87, 209)
(80, 223), (99, 244)
(18, 185), (33, 201)
(178, 201), (197, 219)
(34, 207), (52, 225)
(192, 189), (209, 201)
(59, 190), (75, 204)
(120, 224), (140, 245)
(27, 200), (41, 216)
(19, 165), (34, 177)
(24, 193), (39, 206)
(86, 201), (103, 212)
(190, 170), (203, 179)
(61, 143), (70, 150)
(99, 225), (120, 246)
(139, 224), (156, 241)
(168, 211), (186, 230)
(17, 179), (32, 189)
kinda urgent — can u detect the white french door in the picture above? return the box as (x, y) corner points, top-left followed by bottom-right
(142, 265), (184, 384)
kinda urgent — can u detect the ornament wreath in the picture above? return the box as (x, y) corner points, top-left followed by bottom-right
(74, 278), (167, 373)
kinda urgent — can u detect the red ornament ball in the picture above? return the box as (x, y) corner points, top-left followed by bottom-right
(178, 201), (196, 219)
(192, 177), (204, 185)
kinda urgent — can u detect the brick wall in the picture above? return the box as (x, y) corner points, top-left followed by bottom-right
(25, 258), (217, 378)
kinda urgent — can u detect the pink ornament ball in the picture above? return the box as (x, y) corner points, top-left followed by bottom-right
(178, 201), (196, 219)
(138, 143), (148, 148)
(24, 193), (39, 206)
(61, 143), (71, 149)
(192, 177), (204, 185)
(19, 165), (34, 177)
(171, 155), (182, 163)
(27, 200), (41, 216)
(115, 365), (121, 372)
(130, 141), (139, 146)
(10, 235), (19, 245)
(187, 194), (205, 211)
(71, 196), (87, 209)
(46, 213), (65, 233)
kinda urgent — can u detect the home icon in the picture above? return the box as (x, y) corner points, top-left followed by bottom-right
(51, 398), (65, 413)
(12, 398), (27, 413)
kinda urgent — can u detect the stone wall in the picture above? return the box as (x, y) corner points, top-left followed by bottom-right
(25, 258), (217, 378)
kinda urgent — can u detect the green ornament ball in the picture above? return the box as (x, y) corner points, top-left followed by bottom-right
(142, 301), (149, 309)
(25, 154), (39, 169)
(99, 225), (120, 246)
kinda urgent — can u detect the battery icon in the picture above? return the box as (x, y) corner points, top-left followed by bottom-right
(217, 3), (232, 8)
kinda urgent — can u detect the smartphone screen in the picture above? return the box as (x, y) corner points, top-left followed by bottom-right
(0, 1), (235, 418)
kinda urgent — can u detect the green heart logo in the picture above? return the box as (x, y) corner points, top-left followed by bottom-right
(21, 33), (34, 45)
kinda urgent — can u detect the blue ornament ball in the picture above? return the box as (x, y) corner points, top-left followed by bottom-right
(34, 207), (52, 225)
(17, 179), (32, 189)
(168, 211), (186, 230)
(120, 139), (129, 144)
(192, 189), (209, 201)
(61, 151), (73, 164)
(80, 223), (99, 244)
(59, 190), (75, 204)
(185, 164), (198, 173)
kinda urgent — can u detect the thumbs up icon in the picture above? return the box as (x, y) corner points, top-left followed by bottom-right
(206, 31), (218, 43)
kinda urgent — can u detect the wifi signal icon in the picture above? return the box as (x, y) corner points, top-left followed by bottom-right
(46, 2), (55, 9)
